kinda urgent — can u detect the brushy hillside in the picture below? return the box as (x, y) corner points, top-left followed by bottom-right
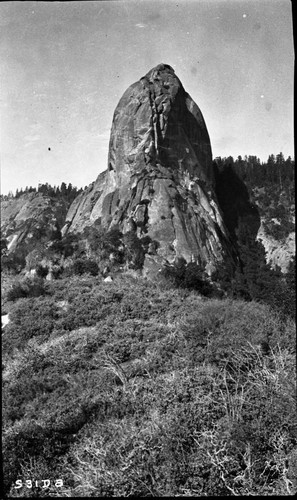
(2, 274), (296, 497)
(214, 154), (295, 273)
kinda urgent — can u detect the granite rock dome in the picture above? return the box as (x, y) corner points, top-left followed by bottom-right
(63, 63), (236, 275)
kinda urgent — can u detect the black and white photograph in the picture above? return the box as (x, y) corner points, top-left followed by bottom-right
(1, 0), (295, 497)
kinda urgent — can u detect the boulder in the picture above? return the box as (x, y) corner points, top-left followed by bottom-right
(104, 276), (113, 282)
(1, 314), (10, 329)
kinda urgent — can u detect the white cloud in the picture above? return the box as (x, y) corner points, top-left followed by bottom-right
(24, 134), (41, 147)
(24, 134), (40, 141)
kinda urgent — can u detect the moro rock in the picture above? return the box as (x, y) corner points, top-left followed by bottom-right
(63, 64), (236, 274)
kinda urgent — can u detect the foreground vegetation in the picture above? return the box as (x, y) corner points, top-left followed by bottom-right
(1, 155), (295, 496)
(2, 273), (296, 497)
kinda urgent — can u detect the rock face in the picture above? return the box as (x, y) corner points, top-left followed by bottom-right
(256, 219), (295, 273)
(1, 193), (67, 254)
(63, 63), (236, 274)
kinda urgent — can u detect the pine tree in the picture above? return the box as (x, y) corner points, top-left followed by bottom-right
(275, 152), (285, 189)
(122, 231), (145, 269)
(235, 217), (275, 302)
(60, 182), (67, 197)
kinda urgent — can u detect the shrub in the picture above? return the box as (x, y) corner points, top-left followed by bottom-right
(72, 258), (99, 276)
(161, 259), (215, 296)
(3, 422), (72, 497)
(2, 248), (26, 273)
(122, 231), (145, 269)
(2, 275), (296, 496)
(83, 225), (124, 262)
(62, 346), (296, 496)
(160, 258), (186, 288)
(35, 264), (49, 278)
(6, 277), (49, 302)
(2, 297), (59, 353)
(58, 233), (81, 258)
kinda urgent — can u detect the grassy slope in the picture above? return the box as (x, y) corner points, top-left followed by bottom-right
(2, 274), (297, 497)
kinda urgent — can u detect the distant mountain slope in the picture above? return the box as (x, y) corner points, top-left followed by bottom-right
(1, 192), (68, 253)
(252, 186), (295, 272)
(256, 220), (294, 272)
(1, 184), (83, 272)
(213, 156), (295, 273)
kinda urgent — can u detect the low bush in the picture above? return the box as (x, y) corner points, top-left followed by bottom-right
(161, 258), (215, 296)
(72, 258), (99, 276)
(2, 275), (296, 496)
(3, 422), (73, 496)
(2, 297), (59, 353)
(6, 277), (49, 302)
(60, 344), (296, 496)
(35, 264), (49, 278)
(122, 231), (145, 269)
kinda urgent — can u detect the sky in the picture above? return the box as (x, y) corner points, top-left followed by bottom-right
(0, 0), (294, 195)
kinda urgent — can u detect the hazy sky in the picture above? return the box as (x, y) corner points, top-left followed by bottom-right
(0, 0), (294, 194)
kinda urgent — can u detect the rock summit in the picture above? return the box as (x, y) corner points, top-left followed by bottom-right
(63, 63), (236, 274)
